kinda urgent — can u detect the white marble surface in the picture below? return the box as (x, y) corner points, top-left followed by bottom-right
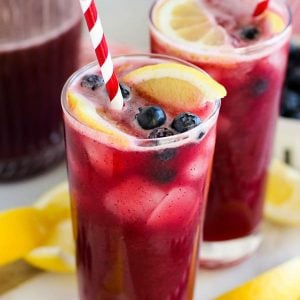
(0, 0), (300, 299)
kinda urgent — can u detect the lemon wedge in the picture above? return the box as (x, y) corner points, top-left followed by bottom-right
(123, 63), (226, 111)
(0, 207), (48, 266)
(265, 11), (286, 34)
(67, 91), (129, 147)
(25, 246), (74, 274)
(264, 160), (300, 226)
(152, 0), (229, 46)
(24, 219), (75, 273)
(0, 181), (75, 273)
(23, 182), (75, 273)
(34, 181), (70, 224)
(216, 257), (300, 300)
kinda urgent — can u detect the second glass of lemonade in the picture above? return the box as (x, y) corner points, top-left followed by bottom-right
(150, 0), (291, 267)
(62, 54), (225, 299)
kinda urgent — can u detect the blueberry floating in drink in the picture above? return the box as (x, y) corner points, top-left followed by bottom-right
(240, 26), (260, 40)
(149, 127), (174, 138)
(136, 106), (167, 129)
(80, 74), (104, 90)
(171, 112), (202, 133)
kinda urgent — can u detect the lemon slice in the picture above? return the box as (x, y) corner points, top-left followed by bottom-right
(67, 91), (129, 147)
(34, 181), (70, 224)
(24, 184), (75, 273)
(216, 257), (300, 300)
(123, 63), (226, 111)
(264, 160), (300, 226)
(152, 0), (229, 46)
(25, 246), (75, 274)
(266, 11), (286, 34)
(0, 208), (48, 266)
(24, 219), (75, 273)
(0, 182), (75, 272)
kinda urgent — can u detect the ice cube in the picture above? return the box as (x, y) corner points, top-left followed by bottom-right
(184, 158), (207, 181)
(104, 176), (165, 223)
(147, 187), (199, 229)
(84, 138), (116, 177)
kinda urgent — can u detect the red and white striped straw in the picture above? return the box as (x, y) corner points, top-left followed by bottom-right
(79, 0), (123, 110)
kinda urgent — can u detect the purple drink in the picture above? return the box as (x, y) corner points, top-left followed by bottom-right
(0, 0), (81, 180)
(62, 54), (224, 299)
(150, 0), (291, 267)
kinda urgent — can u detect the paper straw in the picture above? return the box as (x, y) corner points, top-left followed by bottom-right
(79, 0), (123, 110)
(253, 0), (269, 16)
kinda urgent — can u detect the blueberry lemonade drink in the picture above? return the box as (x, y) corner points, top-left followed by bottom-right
(150, 0), (291, 267)
(0, 0), (81, 179)
(62, 54), (225, 300)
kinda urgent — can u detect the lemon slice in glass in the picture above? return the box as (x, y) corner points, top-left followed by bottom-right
(152, 0), (229, 46)
(266, 11), (286, 34)
(264, 159), (300, 226)
(67, 91), (130, 147)
(123, 62), (226, 111)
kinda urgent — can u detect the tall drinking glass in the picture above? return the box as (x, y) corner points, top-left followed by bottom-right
(150, 0), (291, 267)
(0, 0), (81, 180)
(62, 54), (221, 299)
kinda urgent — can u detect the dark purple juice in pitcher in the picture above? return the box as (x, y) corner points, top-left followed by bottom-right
(0, 1), (81, 180)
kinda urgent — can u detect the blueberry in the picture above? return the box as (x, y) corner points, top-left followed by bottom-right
(198, 132), (205, 139)
(286, 67), (300, 92)
(155, 148), (177, 161)
(252, 78), (268, 95)
(80, 74), (104, 90)
(119, 83), (131, 99)
(149, 127), (174, 139)
(155, 169), (175, 183)
(240, 26), (260, 40)
(171, 113), (202, 133)
(136, 106), (167, 130)
(280, 88), (300, 117)
(151, 168), (175, 183)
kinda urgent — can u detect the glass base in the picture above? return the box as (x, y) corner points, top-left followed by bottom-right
(0, 141), (64, 181)
(199, 231), (262, 269)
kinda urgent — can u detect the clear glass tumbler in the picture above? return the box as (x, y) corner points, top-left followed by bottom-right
(62, 54), (221, 299)
(149, 0), (291, 267)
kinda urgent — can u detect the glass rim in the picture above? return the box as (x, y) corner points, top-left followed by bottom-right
(0, 0), (82, 51)
(149, 0), (292, 57)
(61, 53), (221, 149)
